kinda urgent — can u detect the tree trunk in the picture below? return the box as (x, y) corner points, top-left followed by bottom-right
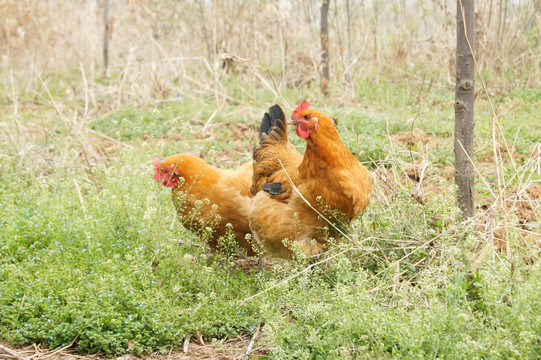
(346, 0), (352, 66)
(197, 0), (212, 64)
(454, 0), (476, 219)
(103, 0), (109, 79)
(320, 0), (330, 95)
(372, 0), (378, 65)
(497, 0), (503, 41)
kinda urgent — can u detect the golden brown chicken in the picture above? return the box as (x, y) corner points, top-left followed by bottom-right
(249, 102), (371, 258)
(154, 154), (255, 255)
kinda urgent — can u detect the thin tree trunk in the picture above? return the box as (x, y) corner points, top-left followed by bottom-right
(501, 0), (508, 43)
(346, 0), (352, 66)
(372, 0), (378, 65)
(488, 0), (493, 29)
(497, 0), (503, 41)
(103, 0), (109, 79)
(197, 0), (212, 64)
(320, 0), (330, 95)
(454, 0), (476, 219)
(332, 0), (343, 65)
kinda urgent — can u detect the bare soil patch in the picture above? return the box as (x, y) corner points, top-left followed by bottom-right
(371, 159), (446, 205)
(392, 129), (429, 146)
(509, 182), (541, 224)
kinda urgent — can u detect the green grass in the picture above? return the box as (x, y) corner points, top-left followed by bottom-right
(260, 260), (541, 359)
(0, 149), (260, 355)
(1, 74), (540, 358)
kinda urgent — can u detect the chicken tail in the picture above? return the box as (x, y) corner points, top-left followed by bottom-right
(253, 104), (287, 160)
(258, 104), (287, 143)
(250, 104), (300, 198)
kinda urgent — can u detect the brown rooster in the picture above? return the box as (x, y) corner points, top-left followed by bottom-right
(249, 102), (371, 258)
(154, 154), (255, 255)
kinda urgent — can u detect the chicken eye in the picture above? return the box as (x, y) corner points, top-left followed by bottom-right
(303, 114), (310, 120)
(163, 168), (169, 173)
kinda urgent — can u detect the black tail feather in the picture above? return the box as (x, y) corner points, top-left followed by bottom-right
(254, 104), (287, 160)
(262, 182), (286, 195)
(258, 104), (285, 141)
(259, 112), (273, 142)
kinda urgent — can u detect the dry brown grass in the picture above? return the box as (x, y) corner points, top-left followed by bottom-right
(1, 0), (540, 110)
(1, 338), (268, 360)
(1, 0), (538, 250)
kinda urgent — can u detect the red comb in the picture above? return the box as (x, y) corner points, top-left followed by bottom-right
(291, 101), (310, 120)
(153, 158), (161, 181)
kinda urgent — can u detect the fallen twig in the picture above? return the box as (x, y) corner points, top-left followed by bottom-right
(0, 345), (30, 360)
(41, 335), (79, 359)
(245, 323), (261, 355)
(183, 335), (190, 353)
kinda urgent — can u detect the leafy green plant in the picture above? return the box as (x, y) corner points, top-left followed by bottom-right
(0, 150), (260, 355)
(1, 71), (540, 358)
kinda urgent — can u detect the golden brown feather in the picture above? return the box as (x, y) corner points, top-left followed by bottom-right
(154, 154), (255, 255)
(249, 102), (371, 258)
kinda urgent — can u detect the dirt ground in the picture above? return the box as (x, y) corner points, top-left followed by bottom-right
(0, 337), (268, 360)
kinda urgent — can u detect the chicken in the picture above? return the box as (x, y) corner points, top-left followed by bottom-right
(249, 105), (303, 200)
(249, 102), (371, 258)
(153, 154), (255, 255)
